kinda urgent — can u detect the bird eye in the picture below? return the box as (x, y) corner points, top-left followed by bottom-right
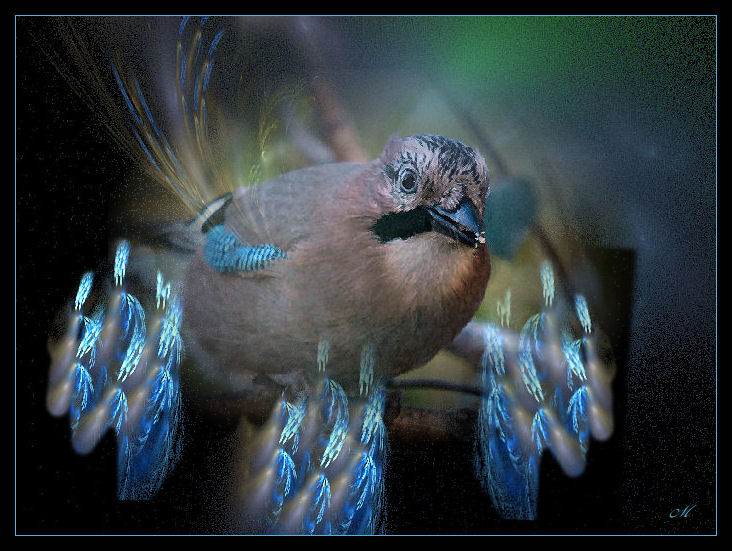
(398, 169), (418, 194)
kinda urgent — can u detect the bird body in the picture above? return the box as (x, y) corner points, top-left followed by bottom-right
(182, 135), (490, 393)
(39, 18), (617, 533)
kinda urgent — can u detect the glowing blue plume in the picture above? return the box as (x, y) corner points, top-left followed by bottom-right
(156, 271), (171, 309)
(118, 293), (146, 383)
(75, 272), (94, 311)
(114, 240), (130, 286)
(360, 386), (386, 455)
(474, 260), (615, 520)
(518, 314), (545, 403)
(76, 311), (103, 362)
(269, 448), (297, 525)
(575, 294), (592, 334)
(240, 360), (387, 534)
(109, 388), (129, 435)
(69, 363), (94, 430)
(47, 242), (183, 501)
(158, 295), (183, 360)
(561, 330), (587, 389)
(475, 322), (539, 520)
(303, 473), (332, 534)
(540, 261), (555, 308)
(568, 386), (590, 453)
(280, 396), (307, 453)
(481, 323), (506, 378)
(531, 408), (550, 454)
(320, 379), (350, 469)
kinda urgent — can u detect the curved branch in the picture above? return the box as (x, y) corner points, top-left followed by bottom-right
(189, 383), (479, 446)
(292, 17), (368, 163)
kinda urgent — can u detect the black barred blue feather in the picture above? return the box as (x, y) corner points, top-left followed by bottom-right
(204, 225), (286, 273)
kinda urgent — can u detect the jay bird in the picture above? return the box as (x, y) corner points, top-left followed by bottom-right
(44, 16), (614, 534)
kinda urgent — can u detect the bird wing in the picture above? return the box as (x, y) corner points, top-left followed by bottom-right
(221, 162), (368, 253)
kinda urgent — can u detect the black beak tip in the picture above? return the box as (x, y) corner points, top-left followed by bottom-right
(430, 201), (485, 248)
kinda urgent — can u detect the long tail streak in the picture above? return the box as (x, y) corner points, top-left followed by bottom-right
(110, 18), (231, 213)
(110, 17), (302, 221)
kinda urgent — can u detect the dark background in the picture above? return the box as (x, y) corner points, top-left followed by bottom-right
(13, 16), (716, 534)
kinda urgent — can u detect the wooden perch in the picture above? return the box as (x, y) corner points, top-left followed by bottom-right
(188, 384), (479, 446)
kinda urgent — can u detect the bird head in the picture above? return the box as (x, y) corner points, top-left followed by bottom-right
(371, 134), (489, 249)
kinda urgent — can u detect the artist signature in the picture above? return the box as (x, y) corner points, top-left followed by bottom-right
(669, 504), (697, 518)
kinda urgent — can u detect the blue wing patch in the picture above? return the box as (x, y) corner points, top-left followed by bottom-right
(204, 224), (286, 273)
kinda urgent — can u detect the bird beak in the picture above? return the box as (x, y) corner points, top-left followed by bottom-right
(428, 201), (486, 248)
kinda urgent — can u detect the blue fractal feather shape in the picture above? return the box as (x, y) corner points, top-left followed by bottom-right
(235, 368), (387, 534)
(474, 261), (615, 519)
(47, 241), (183, 501)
